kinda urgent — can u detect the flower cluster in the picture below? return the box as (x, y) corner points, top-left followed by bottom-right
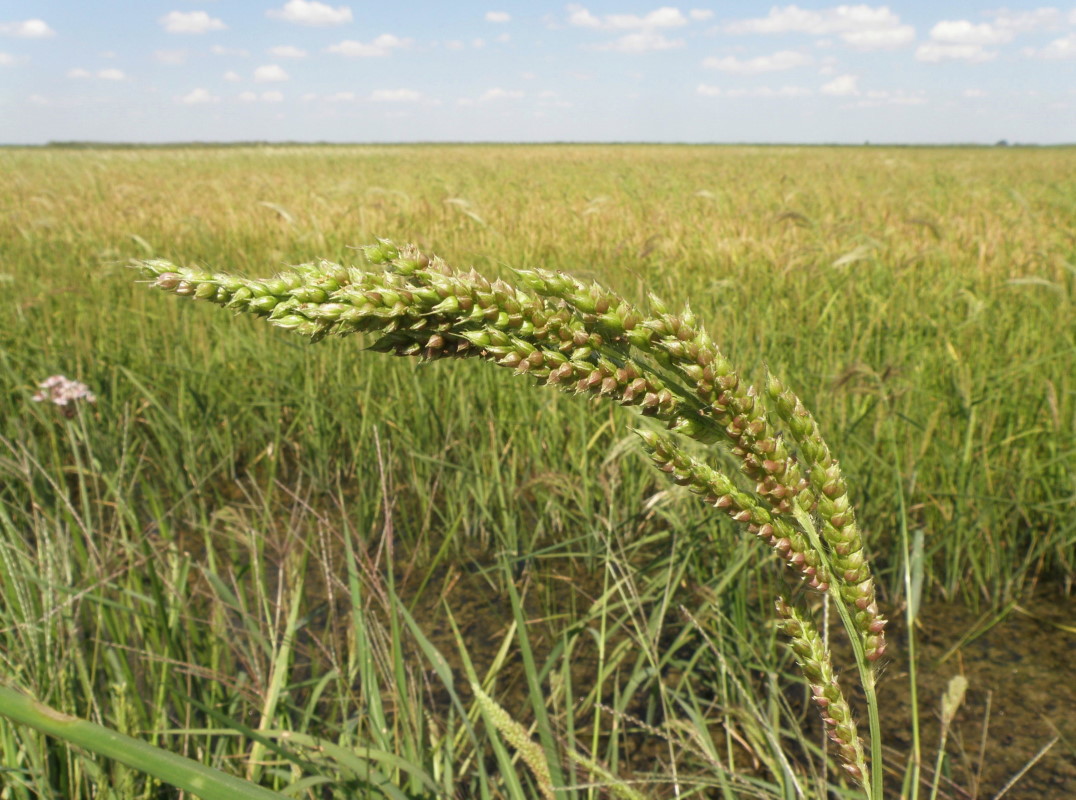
(31, 375), (96, 418)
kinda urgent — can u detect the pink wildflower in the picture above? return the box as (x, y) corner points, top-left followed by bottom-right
(31, 375), (96, 418)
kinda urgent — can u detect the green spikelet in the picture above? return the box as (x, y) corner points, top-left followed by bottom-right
(766, 373), (887, 662)
(471, 684), (556, 800)
(775, 597), (870, 790)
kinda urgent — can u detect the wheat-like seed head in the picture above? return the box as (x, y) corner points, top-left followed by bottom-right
(141, 239), (887, 787)
(776, 597), (871, 789)
(471, 684), (556, 800)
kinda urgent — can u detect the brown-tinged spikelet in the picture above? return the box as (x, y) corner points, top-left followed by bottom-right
(776, 597), (871, 789)
(767, 374), (887, 661)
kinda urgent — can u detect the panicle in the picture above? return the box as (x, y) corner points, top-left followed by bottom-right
(638, 430), (830, 592)
(142, 238), (886, 797)
(775, 597), (871, 788)
(142, 239), (884, 662)
(766, 374), (887, 661)
(521, 265), (809, 520)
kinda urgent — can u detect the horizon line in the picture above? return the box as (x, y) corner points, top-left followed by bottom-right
(3, 139), (1073, 149)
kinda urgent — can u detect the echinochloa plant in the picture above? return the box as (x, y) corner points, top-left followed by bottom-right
(140, 240), (887, 798)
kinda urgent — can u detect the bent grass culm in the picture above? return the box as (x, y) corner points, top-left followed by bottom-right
(137, 239), (886, 797)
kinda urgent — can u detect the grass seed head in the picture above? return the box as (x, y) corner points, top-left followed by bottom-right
(776, 597), (871, 788)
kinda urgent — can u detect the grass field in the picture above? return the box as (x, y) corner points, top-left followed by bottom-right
(0, 144), (1073, 798)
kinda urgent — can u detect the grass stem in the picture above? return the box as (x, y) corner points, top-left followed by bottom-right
(0, 684), (284, 800)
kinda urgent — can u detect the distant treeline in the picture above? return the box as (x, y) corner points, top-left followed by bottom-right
(0, 139), (1068, 149)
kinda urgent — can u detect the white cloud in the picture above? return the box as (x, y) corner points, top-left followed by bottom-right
(0, 19), (55, 38)
(929, 20), (1013, 45)
(485, 11), (510, 23)
(178, 88), (219, 104)
(763, 85), (813, 97)
(725, 5), (815, 33)
(703, 50), (812, 74)
(689, 9), (714, 22)
(155, 49), (188, 65)
(859, 88), (926, 106)
(239, 90), (284, 103)
(29, 94), (50, 106)
(963, 88), (988, 97)
(727, 4), (899, 34)
(223, 70), (242, 82)
(479, 87), (524, 101)
(612, 6), (687, 28)
(267, 1), (353, 26)
(568, 5), (689, 30)
(842, 26), (915, 50)
(211, 45), (249, 56)
(915, 42), (996, 62)
(1022, 32), (1076, 59)
(160, 11), (227, 34)
(538, 90), (571, 108)
(985, 7), (1066, 33)
(595, 31), (684, 52)
(820, 74), (859, 95)
(370, 88), (422, 102)
(68, 67), (126, 80)
(567, 6), (602, 27)
(697, 83), (813, 97)
(725, 5), (914, 49)
(269, 45), (307, 58)
(0, 52), (15, 65)
(254, 64), (289, 82)
(326, 34), (411, 57)
(495, 33), (511, 43)
(324, 91), (356, 102)
(473, 37), (487, 48)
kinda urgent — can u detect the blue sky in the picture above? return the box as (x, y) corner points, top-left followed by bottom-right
(1, 1), (1073, 144)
